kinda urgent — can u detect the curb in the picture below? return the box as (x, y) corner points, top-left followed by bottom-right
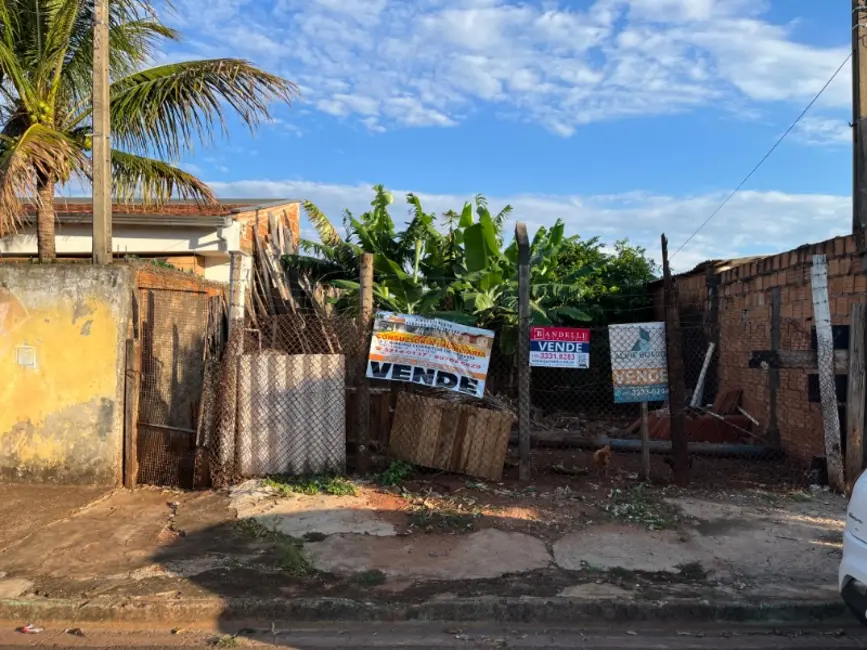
(0, 596), (851, 626)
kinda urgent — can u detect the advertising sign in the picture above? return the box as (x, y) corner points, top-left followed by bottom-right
(529, 326), (590, 368)
(608, 322), (669, 403)
(366, 312), (494, 398)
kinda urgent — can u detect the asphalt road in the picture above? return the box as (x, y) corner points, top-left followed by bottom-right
(0, 623), (866, 649)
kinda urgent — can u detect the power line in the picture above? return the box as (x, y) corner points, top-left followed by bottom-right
(671, 53), (852, 259)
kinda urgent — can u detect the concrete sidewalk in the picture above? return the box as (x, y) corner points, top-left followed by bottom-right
(0, 474), (850, 624)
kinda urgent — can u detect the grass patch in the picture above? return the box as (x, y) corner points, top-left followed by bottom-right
(303, 531), (327, 542)
(234, 517), (278, 541)
(408, 502), (479, 532)
(676, 562), (708, 581)
(264, 474), (357, 497)
(602, 485), (678, 529)
(789, 491), (814, 503)
(279, 538), (314, 576)
(355, 569), (387, 586)
(209, 635), (240, 648)
(377, 461), (414, 486)
(235, 518), (314, 577)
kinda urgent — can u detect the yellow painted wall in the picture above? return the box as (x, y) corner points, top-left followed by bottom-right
(0, 266), (130, 484)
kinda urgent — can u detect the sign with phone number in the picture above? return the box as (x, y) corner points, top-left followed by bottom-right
(529, 326), (590, 369)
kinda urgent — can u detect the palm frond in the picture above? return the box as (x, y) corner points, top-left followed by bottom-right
(63, 19), (180, 110)
(106, 58), (298, 159)
(36, 0), (82, 101)
(303, 199), (342, 247)
(110, 149), (216, 204)
(0, 123), (81, 236)
(493, 204), (512, 230)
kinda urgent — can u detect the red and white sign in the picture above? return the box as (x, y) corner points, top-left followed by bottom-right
(530, 327), (591, 369)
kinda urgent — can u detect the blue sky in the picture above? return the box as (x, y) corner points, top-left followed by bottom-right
(155, 0), (854, 270)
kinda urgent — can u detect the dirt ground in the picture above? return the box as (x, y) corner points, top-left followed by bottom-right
(0, 460), (845, 607)
(0, 484), (109, 551)
(0, 622), (863, 649)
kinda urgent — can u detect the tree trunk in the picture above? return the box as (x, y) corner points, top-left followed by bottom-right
(36, 176), (56, 262)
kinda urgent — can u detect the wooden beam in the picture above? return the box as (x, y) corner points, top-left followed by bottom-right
(123, 338), (141, 489)
(516, 222), (531, 482)
(356, 253), (374, 474)
(748, 349), (849, 373)
(812, 254), (845, 493)
(847, 303), (867, 494)
(662, 233), (690, 486)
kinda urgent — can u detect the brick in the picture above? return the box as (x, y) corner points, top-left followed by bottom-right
(847, 236), (858, 254)
(836, 237), (846, 256)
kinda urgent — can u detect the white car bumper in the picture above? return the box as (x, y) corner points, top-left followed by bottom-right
(840, 528), (867, 591)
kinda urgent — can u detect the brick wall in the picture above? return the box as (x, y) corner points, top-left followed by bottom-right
(653, 234), (863, 464)
(235, 202), (301, 254)
(136, 264), (225, 297)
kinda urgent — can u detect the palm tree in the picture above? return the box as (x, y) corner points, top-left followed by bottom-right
(0, 0), (297, 260)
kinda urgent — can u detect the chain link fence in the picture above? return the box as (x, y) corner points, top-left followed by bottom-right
(207, 311), (365, 487)
(193, 304), (822, 490)
(525, 310), (811, 488)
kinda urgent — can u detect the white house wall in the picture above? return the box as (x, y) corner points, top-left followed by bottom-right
(0, 223), (229, 256)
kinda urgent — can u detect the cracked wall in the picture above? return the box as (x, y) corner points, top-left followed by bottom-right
(0, 265), (132, 484)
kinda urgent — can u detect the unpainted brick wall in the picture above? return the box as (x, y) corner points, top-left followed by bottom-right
(652, 235), (863, 464)
(236, 202), (301, 254)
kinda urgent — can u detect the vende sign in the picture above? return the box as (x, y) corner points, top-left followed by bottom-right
(529, 326), (590, 369)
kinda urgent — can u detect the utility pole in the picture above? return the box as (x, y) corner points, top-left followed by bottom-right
(92, 0), (112, 264)
(853, 0), (867, 235)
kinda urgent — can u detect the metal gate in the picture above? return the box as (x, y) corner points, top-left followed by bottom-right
(135, 286), (210, 488)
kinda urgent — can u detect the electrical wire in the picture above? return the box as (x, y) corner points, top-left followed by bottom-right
(671, 53), (852, 259)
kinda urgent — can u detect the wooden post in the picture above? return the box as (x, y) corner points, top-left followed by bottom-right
(811, 254), (845, 493)
(516, 223), (531, 482)
(689, 342), (716, 408)
(662, 234), (689, 486)
(92, 0), (112, 264)
(767, 287), (781, 447)
(640, 402), (651, 482)
(123, 338), (140, 488)
(356, 253), (374, 474)
(853, 0), (867, 234)
(847, 303), (867, 493)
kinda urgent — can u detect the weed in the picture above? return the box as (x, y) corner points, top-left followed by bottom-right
(408, 502), (479, 532)
(676, 562), (708, 581)
(279, 538), (313, 576)
(355, 569), (387, 586)
(602, 485), (678, 529)
(234, 517), (277, 541)
(607, 566), (635, 581)
(789, 491), (814, 503)
(303, 531), (327, 542)
(235, 518), (314, 576)
(264, 474), (357, 497)
(377, 461), (414, 486)
(209, 635), (240, 648)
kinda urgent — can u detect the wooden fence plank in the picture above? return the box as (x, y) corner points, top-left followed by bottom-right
(847, 303), (867, 494)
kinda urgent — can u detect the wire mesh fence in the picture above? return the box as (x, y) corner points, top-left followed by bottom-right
(524, 314), (813, 489)
(136, 287), (210, 489)
(177, 292), (834, 492)
(207, 311), (369, 487)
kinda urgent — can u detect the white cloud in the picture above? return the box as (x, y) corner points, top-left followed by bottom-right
(208, 178), (850, 273)
(793, 116), (851, 147)
(165, 0), (852, 135)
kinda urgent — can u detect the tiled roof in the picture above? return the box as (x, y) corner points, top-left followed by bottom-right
(32, 198), (294, 217)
